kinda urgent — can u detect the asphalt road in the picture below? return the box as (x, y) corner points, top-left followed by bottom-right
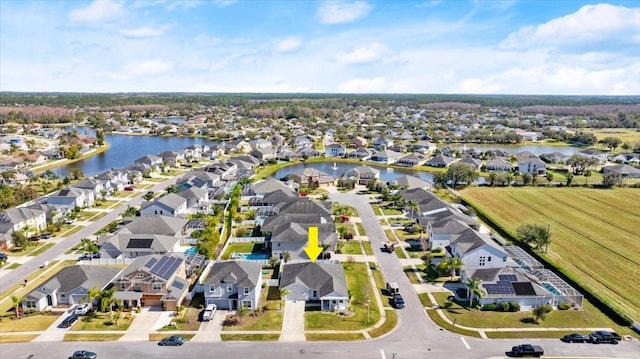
(1, 189), (638, 358)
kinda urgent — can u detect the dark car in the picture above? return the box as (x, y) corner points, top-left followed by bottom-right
(39, 233), (53, 239)
(68, 350), (97, 359)
(58, 315), (79, 328)
(0, 253), (8, 261)
(561, 333), (588, 343)
(589, 330), (619, 344)
(391, 293), (405, 309)
(78, 254), (92, 261)
(158, 335), (185, 346)
(91, 252), (101, 259)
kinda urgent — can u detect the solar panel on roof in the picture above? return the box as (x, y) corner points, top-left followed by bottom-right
(146, 257), (158, 267)
(498, 274), (518, 282)
(512, 282), (536, 296)
(173, 280), (184, 290)
(127, 238), (153, 248)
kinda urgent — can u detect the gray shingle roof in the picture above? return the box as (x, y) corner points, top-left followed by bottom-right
(280, 262), (347, 298)
(203, 261), (263, 288)
(122, 216), (187, 236)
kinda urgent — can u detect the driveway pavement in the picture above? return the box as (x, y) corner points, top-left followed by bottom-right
(191, 310), (226, 342)
(118, 307), (167, 342)
(279, 300), (305, 341)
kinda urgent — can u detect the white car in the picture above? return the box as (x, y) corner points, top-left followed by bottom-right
(74, 303), (92, 315)
(202, 304), (217, 321)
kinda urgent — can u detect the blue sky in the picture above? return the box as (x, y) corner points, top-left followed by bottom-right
(1, 0), (638, 94)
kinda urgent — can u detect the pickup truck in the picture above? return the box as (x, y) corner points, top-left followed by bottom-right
(511, 344), (544, 357)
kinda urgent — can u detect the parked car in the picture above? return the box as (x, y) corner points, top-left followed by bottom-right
(91, 252), (101, 259)
(391, 293), (405, 309)
(63, 218), (74, 224)
(74, 303), (92, 315)
(589, 331), (619, 344)
(391, 222), (404, 228)
(58, 314), (79, 328)
(510, 344), (544, 357)
(0, 253), (8, 261)
(39, 233), (52, 239)
(386, 282), (400, 296)
(561, 333), (588, 343)
(68, 350), (97, 359)
(78, 254), (92, 261)
(124, 186), (135, 191)
(202, 304), (217, 321)
(158, 335), (185, 346)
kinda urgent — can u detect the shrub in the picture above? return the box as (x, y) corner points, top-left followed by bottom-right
(508, 301), (520, 312)
(498, 301), (510, 312)
(541, 304), (553, 313)
(482, 303), (497, 311)
(558, 303), (571, 310)
(223, 315), (240, 326)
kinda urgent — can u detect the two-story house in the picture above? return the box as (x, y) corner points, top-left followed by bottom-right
(202, 261), (263, 310)
(112, 254), (189, 311)
(279, 262), (348, 312)
(140, 193), (188, 218)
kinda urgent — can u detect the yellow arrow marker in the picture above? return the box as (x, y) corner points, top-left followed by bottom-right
(304, 226), (323, 262)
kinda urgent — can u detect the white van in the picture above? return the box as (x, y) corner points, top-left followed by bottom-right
(386, 282), (400, 296)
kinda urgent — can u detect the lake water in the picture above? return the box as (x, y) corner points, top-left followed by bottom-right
(53, 130), (216, 177)
(271, 162), (436, 183)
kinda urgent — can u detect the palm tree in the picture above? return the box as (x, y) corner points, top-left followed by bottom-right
(99, 288), (121, 313)
(80, 238), (97, 253)
(11, 295), (23, 318)
(437, 257), (464, 280)
(408, 201), (419, 219)
(282, 251), (291, 264)
(84, 286), (101, 308)
(532, 305), (548, 324)
(465, 277), (483, 307)
(279, 288), (291, 310)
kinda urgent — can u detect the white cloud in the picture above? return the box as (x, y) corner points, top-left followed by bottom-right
(337, 42), (388, 64)
(338, 77), (387, 92)
(68, 1), (124, 24)
(317, 1), (372, 24)
(209, 54), (241, 71)
(500, 4), (640, 50)
(275, 37), (302, 53)
(212, 0), (237, 7)
(119, 26), (167, 38)
(115, 60), (174, 79)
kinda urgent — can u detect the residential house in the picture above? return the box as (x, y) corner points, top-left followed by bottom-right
(202, 261), (263, 310)
(250, 147), (277, 163)
(396, 153), (427, 167)
(71, 178), (107, 200)
(134, 154), (164, 171)
(372, 137), (394, 150)
(325, 143), (347, 157)
(270, 222), (337, 261)
(602, 164), (640, 178)
(280, 262), (348, 311)
(540, 152), (569, 164)
(112, 254), (189, 311)
(291, 168), (335, 188)
(292, 135), (313, 150)
(458, 157), (483, 171)
(158, 151), (185, 167)
(118, 216), (188, 237)
(177, 171), (220, 189)
(579, 149), (608, 163)
(485, 158), (513, 172)
(346, 147), (374, 160)
(0, 207), (47, 247)
(100, 234), (181, 259)
(426, 155), (457, 168)
(448, 228), (509, 270)
(22, 265), (121, 311)
(370, 149), (402, 164)
(518, 158), (547, 175)
(178, 186), (210, 212)
(140, 193), (188, 218)
(345, 165), (380, 185)
(47, 187), (94, 210)
(349, 136), (368, 148)
(389, 175), (432, 190)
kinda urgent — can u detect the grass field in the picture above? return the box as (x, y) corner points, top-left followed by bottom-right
(588, 128), (640, 144)
(461, 187), (640, 322)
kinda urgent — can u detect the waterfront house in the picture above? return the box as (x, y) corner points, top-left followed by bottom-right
(140, 193), (188, 218)
(345, 165), (380, 185)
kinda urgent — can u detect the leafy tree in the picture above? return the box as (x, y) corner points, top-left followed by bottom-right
(95, 128), (105, 146)
(80, 238), (98, 253)
(11, 230), (28, 249)
(445, 162), (479, 188)
(598, 136), (622, 151)
(602, 173), (622, 188)
(279, 288), (290, 310)
(532, 304), (551, 324)
(565, 172), (574, 186)
(143, 192), (155, 201)
(282, 251), (291, 264)
(522, 173), (532, 185)
(545, 172), (554, 183)
(516, 223), (551, 252)
(566, 154), (598, 175)
(437, 257), (463, 280)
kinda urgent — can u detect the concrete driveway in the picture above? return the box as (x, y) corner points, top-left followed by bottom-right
(118, 307), (168, 342)
(191, 309), (226, 342)
(279, 300), (305, 342)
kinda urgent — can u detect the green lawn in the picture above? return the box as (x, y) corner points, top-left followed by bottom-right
(27, 242), (55, 256)
(7, 241), (47, 257)
(305, 263), (380, 330)
(305, 332), (365, 341)
(0, 334), (38, 343)
(486, 330), (591, 339)
(59, 225), (83, 237)
(222, 242), (265, 260)
(355, 222), (366, 236)
(222, 287), (283, 331)
(368, 309), (398, 338)
(394, 246), (407, 258)
(5, 263), (20, 269)
(362, 241), (374, 255)
(432, 292), (634, 335)
(64, 333), (124, 342)
(220, 334), (280, 341)
(0, 313), (58, 332)
(339, 240), (363, 255)
(70, 311), (132, 331)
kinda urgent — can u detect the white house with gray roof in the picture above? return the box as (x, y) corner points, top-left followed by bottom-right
(100, 234), (181, 259)
(279, 262), (348, 311)
(141, 193), (188, 218)
(23, 265), (121, 311)
(0, 207), (47, 240)
(202, 261), (263, 310)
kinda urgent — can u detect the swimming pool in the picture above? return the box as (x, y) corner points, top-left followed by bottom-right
(184, 247), (198, 255)
(231, 253), (270, 260)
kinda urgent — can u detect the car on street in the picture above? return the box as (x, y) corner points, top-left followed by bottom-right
(58, 314), (79, 328)
(391, 293), (405, 309)
(68, 350), (97, 359)
(391, 222), (404, 228)
(74, 303), (92, 315)
(158, 335), (185, 346)
(589, 330), (620, 344)
(78, 254), (92, 261)
(0, 253), (8, 261)
(561, 333), (588, 343)
(124, 186), (135, 191)
(91, 252), (101, 259)
(510, 344), (544, 357)
(39, 233), (52, 239)
(63, 218), (74, 224)
(202, 304), (217, 321)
